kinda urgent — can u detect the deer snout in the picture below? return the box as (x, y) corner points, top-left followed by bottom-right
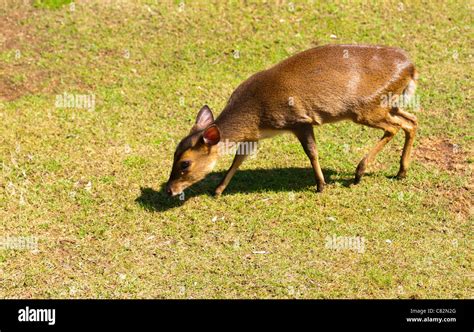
(165, 182), (175, 197)
(165, 183), (173, 196)
(165, 181), (182, 197)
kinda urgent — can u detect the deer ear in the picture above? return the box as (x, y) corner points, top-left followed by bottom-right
(202, 125), (221, 146)
(195, 105), (214, 130)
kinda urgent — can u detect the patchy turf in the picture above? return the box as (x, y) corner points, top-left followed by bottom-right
(413, 137), (470, 172)
(0, 1), (472, 299)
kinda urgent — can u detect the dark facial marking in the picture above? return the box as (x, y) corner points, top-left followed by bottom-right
(180, 160), (190, 170)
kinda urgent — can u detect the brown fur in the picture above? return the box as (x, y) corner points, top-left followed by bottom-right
(166, 44), (418, 196)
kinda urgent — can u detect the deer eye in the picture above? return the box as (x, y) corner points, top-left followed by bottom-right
(180, 161), (190, 170)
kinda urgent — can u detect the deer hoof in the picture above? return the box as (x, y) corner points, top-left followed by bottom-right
(396, 170), (407, 179)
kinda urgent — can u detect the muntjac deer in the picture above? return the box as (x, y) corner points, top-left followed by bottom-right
(166, 44), (418, 197)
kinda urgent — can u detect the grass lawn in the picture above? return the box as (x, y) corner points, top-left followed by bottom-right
(0, 0), (472, 298)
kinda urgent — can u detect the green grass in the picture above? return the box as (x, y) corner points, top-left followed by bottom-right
(0, 0), (472, 299)
(33, 0), (73, 10)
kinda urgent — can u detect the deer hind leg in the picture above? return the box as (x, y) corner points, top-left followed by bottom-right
(354, 107), (405, 184)
(393, 108), (418, 178)
(354, 124), (399, 184)
(354, 107), (418, 183)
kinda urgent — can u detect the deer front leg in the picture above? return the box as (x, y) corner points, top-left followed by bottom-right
(214, 142), (256, 196)
(294, 124), (326, 192)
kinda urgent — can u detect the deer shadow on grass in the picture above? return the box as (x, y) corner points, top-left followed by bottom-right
(135, 167), (357, 212)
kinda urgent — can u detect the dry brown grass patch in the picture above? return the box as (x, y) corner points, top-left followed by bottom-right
(0, 6), (57, 101)
(414, 137), (471, 173)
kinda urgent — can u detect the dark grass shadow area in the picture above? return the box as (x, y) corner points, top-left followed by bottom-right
(135, 167), (357, 212)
